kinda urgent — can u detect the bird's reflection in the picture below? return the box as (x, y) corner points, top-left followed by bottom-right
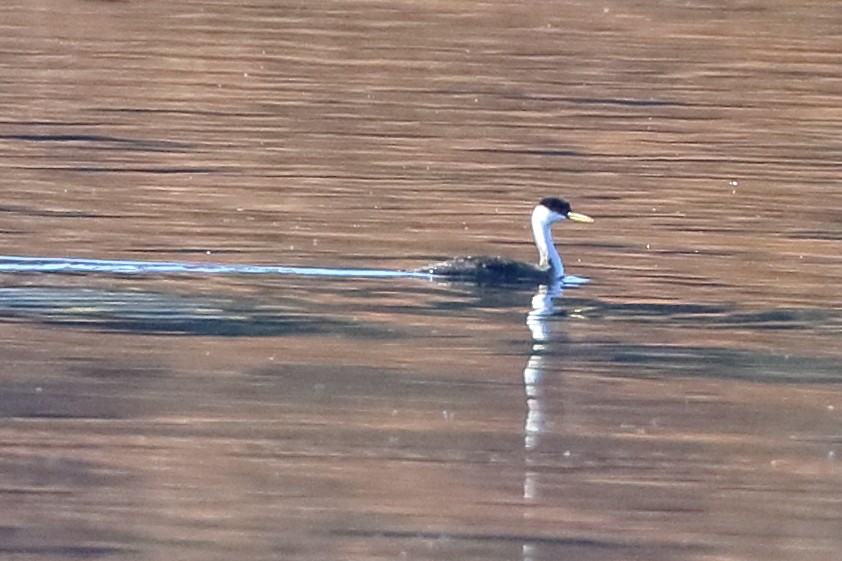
(522, 280), (567, 561)
(523, 280), (565, 452)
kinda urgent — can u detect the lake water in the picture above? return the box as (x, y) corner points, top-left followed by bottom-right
(1, 1), (841, 560)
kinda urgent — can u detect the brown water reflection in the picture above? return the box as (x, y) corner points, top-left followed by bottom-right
(1, 1), (841, 560)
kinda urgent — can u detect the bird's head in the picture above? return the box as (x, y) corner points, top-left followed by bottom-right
(536, 197), (593, 225)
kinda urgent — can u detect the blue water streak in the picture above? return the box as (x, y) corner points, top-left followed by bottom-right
(0, 255), (434, 279)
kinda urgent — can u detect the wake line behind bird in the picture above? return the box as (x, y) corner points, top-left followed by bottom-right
(0, 255), (432, 279)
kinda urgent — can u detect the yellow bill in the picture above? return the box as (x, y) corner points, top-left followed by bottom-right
(566, 211), (594, 223)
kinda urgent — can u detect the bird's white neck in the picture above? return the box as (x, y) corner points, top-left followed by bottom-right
(531, 205), (564, 279)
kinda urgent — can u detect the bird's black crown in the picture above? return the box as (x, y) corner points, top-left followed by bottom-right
(539, 197), (572, 216)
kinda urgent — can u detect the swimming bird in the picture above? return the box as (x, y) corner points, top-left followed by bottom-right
(416, 197), (593, 284)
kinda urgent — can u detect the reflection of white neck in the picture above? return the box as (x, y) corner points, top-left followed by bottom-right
(531, 205), (563, 278)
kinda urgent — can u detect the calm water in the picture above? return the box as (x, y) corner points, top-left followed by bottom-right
(1, 1), (841, 560)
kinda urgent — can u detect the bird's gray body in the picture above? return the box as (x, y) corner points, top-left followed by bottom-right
(416, 256), (550, 285)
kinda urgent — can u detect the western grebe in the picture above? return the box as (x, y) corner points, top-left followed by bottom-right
(416, 197), (593, 284)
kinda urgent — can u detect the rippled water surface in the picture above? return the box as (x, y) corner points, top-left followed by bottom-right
(1, 1), (841, 560)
